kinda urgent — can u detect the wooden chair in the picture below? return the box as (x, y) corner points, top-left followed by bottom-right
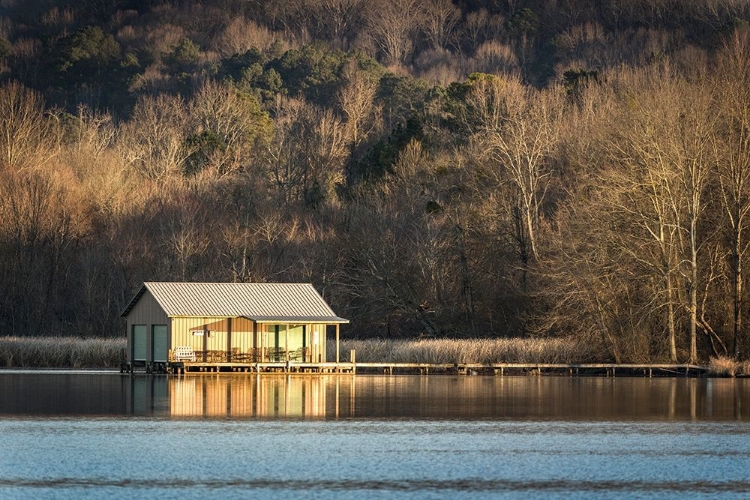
(290, 347), (307, 361)
(269, 347), (286, 362)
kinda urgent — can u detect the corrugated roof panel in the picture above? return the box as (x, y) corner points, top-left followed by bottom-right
(123, 282), (347, 323)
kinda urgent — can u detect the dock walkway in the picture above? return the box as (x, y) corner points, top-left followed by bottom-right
(123, 361), (707, 376)
(354, 362), (706, 377)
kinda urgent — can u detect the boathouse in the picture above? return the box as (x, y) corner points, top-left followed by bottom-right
(121, 282), (348, 372)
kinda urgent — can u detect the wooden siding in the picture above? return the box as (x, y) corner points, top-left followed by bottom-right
(126, 290), (169, 363)
(171, 317), (228, 352)
(168, 317), (333, 362)
(231, 317), (256, 355)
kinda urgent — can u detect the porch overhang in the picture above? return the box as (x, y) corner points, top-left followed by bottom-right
(241, 315), (349, 324)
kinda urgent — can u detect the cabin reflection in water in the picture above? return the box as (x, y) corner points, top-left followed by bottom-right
(120, 376), (750, 420)
(126, 375), (356, 418)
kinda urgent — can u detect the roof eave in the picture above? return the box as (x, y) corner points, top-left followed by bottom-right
(243, 315), (349, 324)
(119, 285), (147, 317)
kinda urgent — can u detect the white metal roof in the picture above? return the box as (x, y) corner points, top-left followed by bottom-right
(121, 282), (348, 323)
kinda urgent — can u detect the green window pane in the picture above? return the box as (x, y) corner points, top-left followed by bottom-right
(152, 325), (168, 362)
(132, 325), (147, 361)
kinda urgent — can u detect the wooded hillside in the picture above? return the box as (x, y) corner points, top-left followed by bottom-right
(0, 0), (749, 362)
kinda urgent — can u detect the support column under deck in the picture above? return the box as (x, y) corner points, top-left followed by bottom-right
(336, 324), (340, 364)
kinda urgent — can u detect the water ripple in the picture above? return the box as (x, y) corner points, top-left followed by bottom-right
(2, 478), (749, 493)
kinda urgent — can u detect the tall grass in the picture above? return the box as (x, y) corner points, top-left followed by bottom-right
(0, 336), (126, 368)
(706, 355), (750, 377)
(329, 338), (596, 364)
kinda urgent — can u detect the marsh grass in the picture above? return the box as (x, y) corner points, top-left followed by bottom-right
(329, 338), (596, 364)
(0, 336), (126, 368)
(708, 356), (744, 377)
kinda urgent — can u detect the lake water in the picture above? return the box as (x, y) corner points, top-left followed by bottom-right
(1, 373), (749, 499)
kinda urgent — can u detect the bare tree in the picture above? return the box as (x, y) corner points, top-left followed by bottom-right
(607, 67), (718, 362)
(715, 30), (750, 358)
(365, 0), (424, 65)
(161, 202), (210, 281)
(265, 97), (347, 206)
(0, 82), (53, 172)
(421, 0), (461, 50)
(118, 93), (190, 181)
(337, 59), (380, 150)
(303, 0), (367, 47)
(605, 121), (682, 362)
(0, 171), (81, 335)
(69, 104), (116, 162)
(214, 16), (278, 57)
(470, 76), (563, 264)
(188, 80), (271, 178)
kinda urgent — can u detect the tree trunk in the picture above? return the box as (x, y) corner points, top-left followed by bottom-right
(525, 203), (538, 261)
(689, 231), (698, 363)
(733, 227), (743, 358)
(666, 271), (677, 362)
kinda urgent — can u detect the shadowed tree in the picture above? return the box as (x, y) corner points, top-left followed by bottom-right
(366, 0), (424, 65)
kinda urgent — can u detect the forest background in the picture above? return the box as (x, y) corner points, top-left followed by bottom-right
(0, 0), (749, 364)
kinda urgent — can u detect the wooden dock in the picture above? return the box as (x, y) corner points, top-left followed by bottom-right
(353, 362), (707, 377)
(121, 361), (358, 374)
(124, 360), (708, 377)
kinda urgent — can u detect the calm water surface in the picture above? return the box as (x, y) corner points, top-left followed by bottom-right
(0, 373), (749, 499)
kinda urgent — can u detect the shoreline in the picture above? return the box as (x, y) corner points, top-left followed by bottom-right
(2, 363), (742, 378)
(1, 336), (746, 377)
(0, 368), (120, 374)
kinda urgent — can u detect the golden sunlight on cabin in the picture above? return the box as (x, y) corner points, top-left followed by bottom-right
(120, 282), (350, 374)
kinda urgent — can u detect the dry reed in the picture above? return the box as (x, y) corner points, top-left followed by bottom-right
(0, 336), (126, 368)
(707, 356), (740, 377)
(328, 338), (595, 364)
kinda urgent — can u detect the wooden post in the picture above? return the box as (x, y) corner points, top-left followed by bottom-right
(336, 324), (340, 364)
(202, 326), (208, 363)
(227, 318), (232, 362)
(351, 349), (356, 374)
(258, 323), (263, 362)
(285, 323), (290, 363)
(303, 324), (307, 363)
(252, 320), (257, 362)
